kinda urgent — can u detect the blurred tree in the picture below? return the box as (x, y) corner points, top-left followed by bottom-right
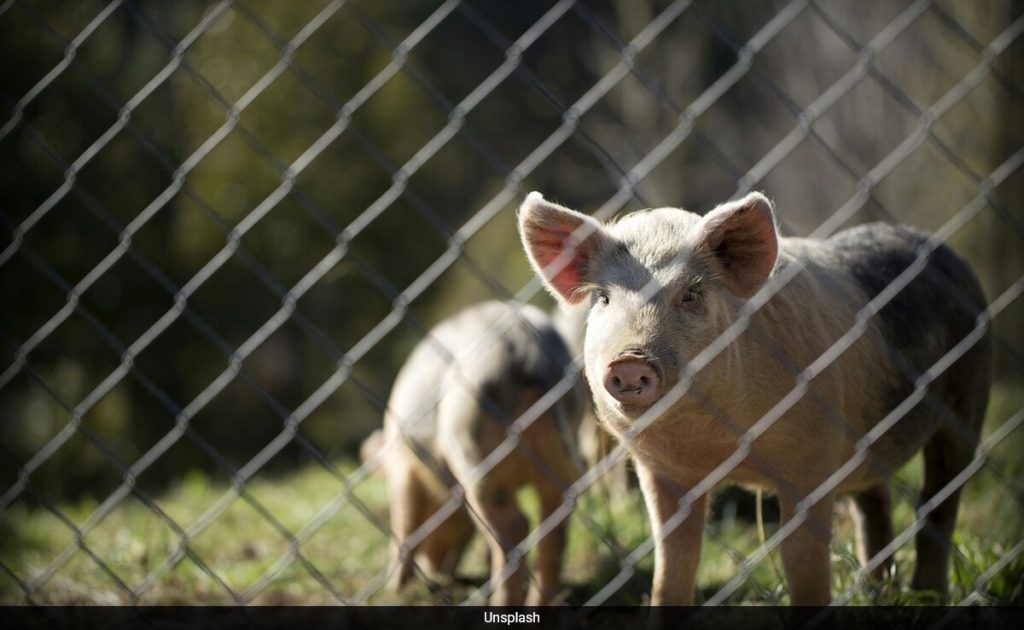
(0, 0), (1020, 500)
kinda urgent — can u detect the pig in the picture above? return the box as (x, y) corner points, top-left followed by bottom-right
(518, 191), (991, 605)
(381, 300), (586, 605)
(360, 428), (384, 467)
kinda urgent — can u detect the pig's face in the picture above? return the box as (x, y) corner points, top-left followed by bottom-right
(519, 192), (778, 423)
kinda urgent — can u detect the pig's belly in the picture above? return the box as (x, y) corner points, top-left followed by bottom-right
(626, 418), (892, 496)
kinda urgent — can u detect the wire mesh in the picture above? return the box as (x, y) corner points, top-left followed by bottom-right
(1, 0), (1021, 608)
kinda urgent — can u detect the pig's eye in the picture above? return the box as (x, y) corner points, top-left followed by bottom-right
(597, 290), (610, 306)
(678, 286), (700, 307)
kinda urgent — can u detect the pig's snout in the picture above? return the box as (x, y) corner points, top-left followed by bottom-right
(603, 355), (661, 407)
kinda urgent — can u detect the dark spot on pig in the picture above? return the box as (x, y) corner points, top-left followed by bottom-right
(470, 412), (485, 445)
(827, 223), (985, 368)
(492, 487), (509, 506)
(480, 373), (542, 430)
(827, 223), (989, 422)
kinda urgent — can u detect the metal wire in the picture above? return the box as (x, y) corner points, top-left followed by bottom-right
(1, 0), (1021, 607)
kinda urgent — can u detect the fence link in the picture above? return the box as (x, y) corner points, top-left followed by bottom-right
(1, 0), (1022, 608)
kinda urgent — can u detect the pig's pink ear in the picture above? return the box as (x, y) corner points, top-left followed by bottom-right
(518, 192), (608, 306)
(696, 192), (779, 299)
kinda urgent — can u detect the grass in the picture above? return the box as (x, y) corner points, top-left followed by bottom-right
(1, 382), (1021, 605)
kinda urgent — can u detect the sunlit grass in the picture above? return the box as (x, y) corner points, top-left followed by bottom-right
(1, 383), (1021, 605)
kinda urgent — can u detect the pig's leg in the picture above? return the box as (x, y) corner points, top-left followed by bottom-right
(636, 463), (705, 605)
(525, 401), (584, 605)
(527, 482), (570, 605)
(463, 479), (530, 605)
(911, 427), (974, 597)
(777, 491), (834, 605)
(851, 482), (894, 581)
(422, 505), (474, 580)
(388, 465), (428, 592)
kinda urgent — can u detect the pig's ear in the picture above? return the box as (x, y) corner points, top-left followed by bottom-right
(519, 192), (608, 306)
(696, 192), (778, 299)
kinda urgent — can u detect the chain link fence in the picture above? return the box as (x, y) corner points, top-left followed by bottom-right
(1, 0), (1022, 607)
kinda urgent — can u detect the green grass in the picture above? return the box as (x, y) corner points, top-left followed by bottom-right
(1, 383), (1021, 605)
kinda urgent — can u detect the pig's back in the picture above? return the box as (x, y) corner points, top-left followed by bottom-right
(820, 223), (991, 476)
(389, 301), (576, 448)
(386, 321), (451, 445)
(440, 302), (577, 429)
(823, 223), (988, 375)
